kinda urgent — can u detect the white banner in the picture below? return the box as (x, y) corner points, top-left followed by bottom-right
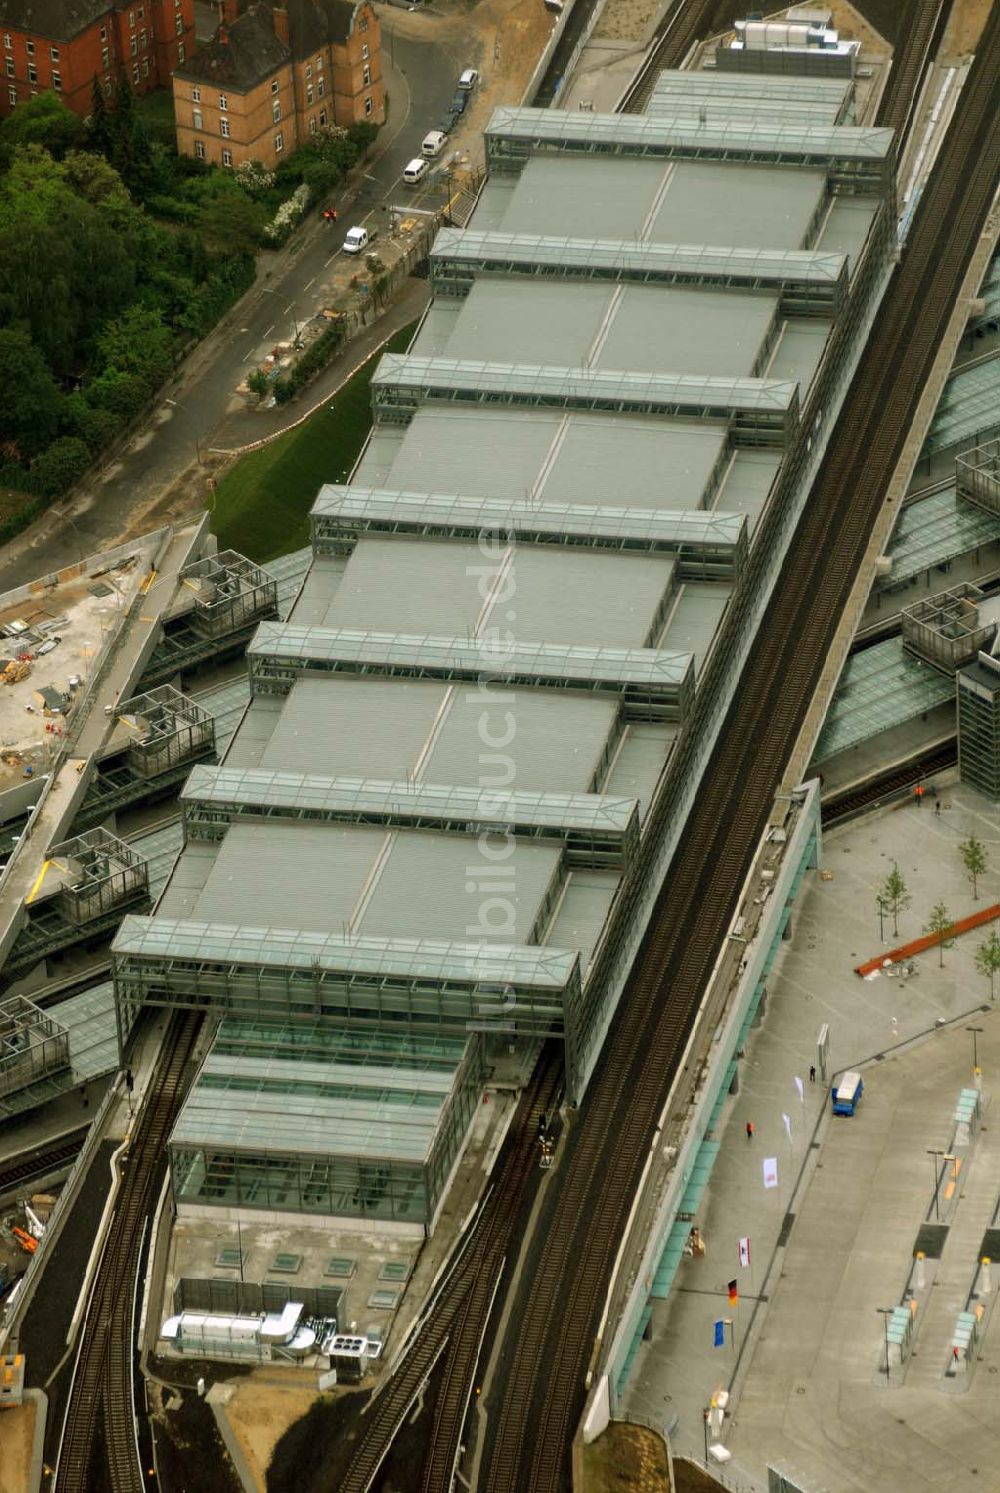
(738, 1236), (751, 1268)
(794, 1075), (804, 1102)
(782, 1112), (792, 1142)
(763, 1156), (779, 1190)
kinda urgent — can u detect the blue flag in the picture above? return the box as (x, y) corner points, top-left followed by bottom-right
(713, 1319), (725, 1348)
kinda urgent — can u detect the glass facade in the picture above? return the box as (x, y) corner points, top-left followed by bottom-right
(958, 660), (1000, 799)
(168, 1022), (483, 1226)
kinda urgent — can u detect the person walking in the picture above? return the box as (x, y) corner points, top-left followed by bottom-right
(746, 1120), (755, 1141)
(809, 1065), (816, 1083)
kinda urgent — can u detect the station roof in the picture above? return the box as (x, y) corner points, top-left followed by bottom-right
(648, 70), (853, 110)
(171, 1021), (472, 1164)
(114, 915), (581, 991)
(297, 536), (676, 648)
(924, 356), (1000, 460)
(812, 639), (955, 763)
(0, 981), (118, 1120)
(379, 407), (730, 511)
(483, 156), (830, 250)
(255, 675), (621, 794)
(310, 484), (748, 558)
(436, 279), (778, 379)
(182, 764), (640, 839)
(880, 488), (1000, 591)
(191, 820), (563, 943)
(484, 106), (894, 168)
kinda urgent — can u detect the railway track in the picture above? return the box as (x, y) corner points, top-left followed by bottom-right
(54, 1012), (199, 1493)
(0, 1128), (88, 1202)
(618, 0), (721, 114)
(335, 1049), (562, 1493)
(875, 0), (950, 140)
(476, 12), (1000, 1493)
(821, 739), (957, 826)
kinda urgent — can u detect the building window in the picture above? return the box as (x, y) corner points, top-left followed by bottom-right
(7, 84), (15, 105)
(318, 108), (326, 126)
(141, 57), (148, 76)
(175, 14), (183, 33)
(220, 117), (230, 136)
(130, 36), (137, 54)
(316, 53), (322, 68)
(177, 40), (185, 61)
(138, 5), (144, 17)
(361, 42), (368, 60)
(140, 28), (147, 48)
(192, 106), (202, 129)
(309, 116), (316, 134)
(360, 13), (367, 30)
(27, 64), (37, 83)
(222, 147), (232, 166)
(4, 58), (12, 77)
(274, 130), (283, 152)
(195, 139), (205, 159)
(271, 77), (278, 93)
(305, 62), (311, 78)
(100, 24), (107, 39)
(306, 83), (313, 104)
(103, 77), (112, 94)
(272, 98), (280, 122)
(365, 94), (372, 116)
(25, 39), (34, 54)
(363, 64), (370, 85)
(49, 45), (59, 60)
(191, 85), (200, 101)
(2, 33), (10, 49)
(52, 69), (61, 89)
(132, 61), (139, 82)
(218, 92), (227, 110)
(129, 9), (135, 25)
(317, 76), (324, 97)
(101, 45), (110, 68)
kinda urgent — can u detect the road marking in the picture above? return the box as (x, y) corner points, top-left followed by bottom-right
(284, 302), (294, 313)
(263, 324), (274, 338)
(305, 276), (316, 289)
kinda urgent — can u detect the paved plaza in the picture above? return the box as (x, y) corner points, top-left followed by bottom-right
(624, 776), (1000, 1492)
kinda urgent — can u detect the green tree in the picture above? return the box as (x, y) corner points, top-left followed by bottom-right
(878, 861), (912, 938)
(924, 901), (956, 968)
(87, 75), (113, 157)
(108, 73), (155, 196)
(0, 328), (64, 458)
(975, 929), (1000, 1002)
(0, 91), (83, 157)
(96, 305), (174, 388)
(30, 435), (91, 497)
(198, 192), (266, 255)
(62, 148), (133, 211)
(959, 834), (988, 899)
(246, 367), (270, 403)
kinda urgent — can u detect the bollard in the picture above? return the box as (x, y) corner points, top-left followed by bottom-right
(982, 1257), (992, 1295)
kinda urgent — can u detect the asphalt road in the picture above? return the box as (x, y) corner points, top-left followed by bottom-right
(2, 21), (462, 590)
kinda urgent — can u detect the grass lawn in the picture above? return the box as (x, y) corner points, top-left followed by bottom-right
(210, 321), (415, 562)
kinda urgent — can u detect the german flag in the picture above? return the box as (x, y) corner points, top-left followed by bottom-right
(727, 1279), (738, 1306)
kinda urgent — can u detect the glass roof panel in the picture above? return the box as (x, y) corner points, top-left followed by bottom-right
(182, 764), (640, 835)
(113, 915), (581, 989)
(881, 489), (1000, 589)
(812, 640), (955, 762)
(247, 622), (694, 689)
(311, 484), (747, 550)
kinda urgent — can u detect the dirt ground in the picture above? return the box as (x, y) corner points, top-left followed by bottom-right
(582, 1421), (670, 1492)
(593, 0), (664, 45)
(0, 1400), (36, 1493)
(940, 0), (993, 57)
(223, 1374), (322, 1492)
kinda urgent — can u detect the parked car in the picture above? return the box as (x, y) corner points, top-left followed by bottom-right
(403, 157), (429, 185)
(342, 225), (376, 254)
(422, 130), (447, 159)
(436, 115), (454, 137)
(450, 91), (468, 116)
(458, 68), (478, 90)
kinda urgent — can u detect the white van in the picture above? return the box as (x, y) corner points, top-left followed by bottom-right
(458, 68), (478, 90)
(403, 157), (428, 185)
(342, 226), (372, 254)
(421, 130), (447, 159)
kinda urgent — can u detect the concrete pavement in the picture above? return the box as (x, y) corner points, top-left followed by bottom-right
(623, 777), (1000, 1492)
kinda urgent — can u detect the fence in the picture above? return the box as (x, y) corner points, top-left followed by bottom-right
(173, 1276), (344, 1321)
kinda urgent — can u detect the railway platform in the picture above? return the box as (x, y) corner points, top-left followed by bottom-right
(622, 778), (1000, 1491)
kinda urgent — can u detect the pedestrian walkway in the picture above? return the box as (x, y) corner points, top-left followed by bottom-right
(623, 778), (1000, 1492)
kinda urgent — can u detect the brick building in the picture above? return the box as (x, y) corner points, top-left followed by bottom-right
(0, 0), (195, 119)
(172, 0), (382, 171)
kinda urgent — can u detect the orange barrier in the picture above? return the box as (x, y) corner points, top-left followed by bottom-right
(855, 901), (1000, 977)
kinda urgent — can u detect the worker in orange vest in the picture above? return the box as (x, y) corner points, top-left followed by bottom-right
(915, 783), (924, 807)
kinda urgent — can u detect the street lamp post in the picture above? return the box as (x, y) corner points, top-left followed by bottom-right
(877, 896), (886, 942)
(702, 1406), (710, 1464)
(876, 1307), (893, 1381)
(967, 1025), (984, 1077)
(927, 1148), (944, 1222)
